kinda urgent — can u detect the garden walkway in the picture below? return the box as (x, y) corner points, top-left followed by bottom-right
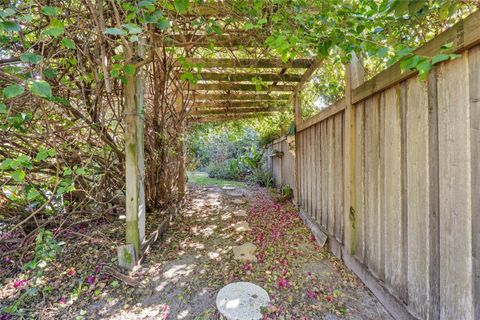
(90, 184), (393, 319)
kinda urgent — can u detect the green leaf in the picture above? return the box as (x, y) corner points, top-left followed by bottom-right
(61, 38), (76, 49)
(431, 53), (450, 65)
(12, 169), (26, 182)
(75, 167), (86, 175)
(174, 0), (189, 14)
(3, 84), (24, 99)
(157, 17), (170, 30)
(440, 42), (454, 52)
(0, 8), (15, 18)
(47, 148), (56, 157)
(27, 188), (41, 200)
(104, 28), (127, 36)
(123, 64), (136, 76)
(20, 52), (43, 64)
(0, 103), (7, 114)
(42, 6), (61, 16)
(29, 81), (52, 99)
(42, 19), (65, 37)
(44, 69), (58, 79)
(0, 21), (21, 33)
(36, 148), (49, 161)
(416, 59), (433, 80)
(123, 23), (142, 34)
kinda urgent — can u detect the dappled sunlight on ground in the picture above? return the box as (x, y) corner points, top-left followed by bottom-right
(91, 184), (392, 319)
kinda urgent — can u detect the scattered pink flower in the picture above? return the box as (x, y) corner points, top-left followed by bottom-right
(277, 277), (290, 288)
(306, 289), (319, 300)
(241, 263), (252, 271)
(325, 294), (332, 302)
(87, 275), (95, 285)
(1, 313), (11, 320)
(58, 297), (66, 304)
(67, 268), (76, 276)
(13, 279), (27, 288)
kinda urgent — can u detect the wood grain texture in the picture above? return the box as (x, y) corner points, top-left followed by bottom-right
(334, 114), (344, 242)
(405, 77), (430, 319)
(382, 85), (407, 300)
(327, 117), (335, 235)
(469, 46), (480, 320)
(437, 52), (473, 320)
(364, 94), (381, 277)
(354, 102), (365, 263)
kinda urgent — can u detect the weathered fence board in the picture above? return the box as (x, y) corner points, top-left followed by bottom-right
(267, 11), (480, 319)
(437, 54), (474, 319)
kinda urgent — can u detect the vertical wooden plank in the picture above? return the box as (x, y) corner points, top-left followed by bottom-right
(334, 114), (344, 242)
(344, 54), (365, 255)
(327, 117), (335, 235)
(427, 68), (440, 320)
(437, 54), (473, 319)
(294, 92), (302, 205)
(307, 127), (314, 217)
(354, 102), (365, 263)
(321, 121), (328, 229)
(313, 124), (319, 222)
(405, 77), (430, 319)
(469, 46), (480, 320)
(302, 130), (308, 210)
(383, 85), (407, 300)
(378, 93), (386, 281)
(364, 94), (381, 276)
(316, 123), (322, 223)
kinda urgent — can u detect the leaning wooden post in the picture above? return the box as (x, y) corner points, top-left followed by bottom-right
(343, 52), (365, 256)
(123, 43), (146, 264)
(293, 91), (302, 205)
(176, 94), (186, 202)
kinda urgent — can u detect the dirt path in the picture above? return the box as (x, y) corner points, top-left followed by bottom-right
(86, 185), (391, 320)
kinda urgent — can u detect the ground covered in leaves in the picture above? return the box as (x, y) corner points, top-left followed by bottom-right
(1, 184), (393, 319)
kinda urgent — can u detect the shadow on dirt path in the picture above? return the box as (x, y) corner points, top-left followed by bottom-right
(91, 184), (393, 319)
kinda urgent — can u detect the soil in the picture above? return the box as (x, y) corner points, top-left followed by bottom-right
(1, 185), (393, 319)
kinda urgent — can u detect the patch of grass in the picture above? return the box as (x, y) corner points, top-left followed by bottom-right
(187, 171), (246, 188)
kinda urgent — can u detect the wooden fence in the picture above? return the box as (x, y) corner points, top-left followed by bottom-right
(266, 136), (296, 191)
(268, 11), (480, 320)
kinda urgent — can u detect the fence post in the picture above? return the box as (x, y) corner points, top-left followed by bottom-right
(176, 94), (186, 202)
(124, 43), (146, 258)
(344, 53), (364, 256)
(294, 91), (302, 205)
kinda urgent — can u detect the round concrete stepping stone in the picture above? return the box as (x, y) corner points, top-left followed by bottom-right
(232, 242), (257, 262)
(233, 209), (248, 217)
(216, 282), (270, 320)
(233, 221), (251, 232)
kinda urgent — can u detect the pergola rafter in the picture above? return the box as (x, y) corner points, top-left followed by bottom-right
(123, 6), (324, 259)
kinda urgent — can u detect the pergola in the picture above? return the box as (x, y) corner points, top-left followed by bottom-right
(121, 4), (323, 264)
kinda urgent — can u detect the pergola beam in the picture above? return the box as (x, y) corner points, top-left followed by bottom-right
(186, 58), (314, 69)
(189, 83), (295, 92)
(192, 93), (290, 101)
(163, 34), (265, 48)
(193, 101), (286, 109)
(192, 106), (280, 116)
(188, 73), (302, 82)
(191, 113), (273, 123)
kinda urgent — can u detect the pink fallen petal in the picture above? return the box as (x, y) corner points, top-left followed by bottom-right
(87, 275), (95, 285)
(13, 279), (27, 288)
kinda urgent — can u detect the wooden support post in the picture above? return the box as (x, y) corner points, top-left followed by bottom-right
(124, 44), (146, 259)
(176, 94), (186, 202)
(343, 52), (365, 256)
(294, 91), (302, 205)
